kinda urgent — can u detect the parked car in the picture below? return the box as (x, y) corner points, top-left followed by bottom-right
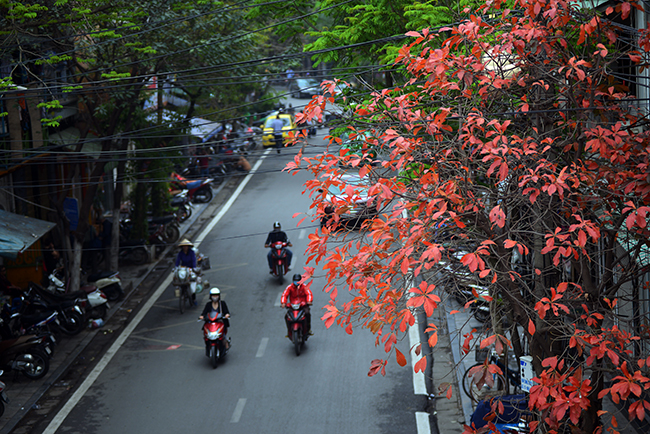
(261, 113), (297, 148)
(338, 131), (378, 168)
(289, 78), (321, 99)
(320, 174), (378, 228)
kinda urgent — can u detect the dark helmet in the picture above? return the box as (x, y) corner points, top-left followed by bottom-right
(292, 274), (302, 284)
(273, 221), (281, 230)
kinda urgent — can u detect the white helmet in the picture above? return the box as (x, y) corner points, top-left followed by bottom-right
(209, 287), (221, 297)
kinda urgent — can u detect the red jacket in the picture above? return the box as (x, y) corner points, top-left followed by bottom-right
(281, 283), (313, 307)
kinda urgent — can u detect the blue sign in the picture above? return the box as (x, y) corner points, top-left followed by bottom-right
(63, 197), (79, 231)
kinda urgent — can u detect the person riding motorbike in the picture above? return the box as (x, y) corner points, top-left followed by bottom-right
(199, 287), (230, 350)
(264, 222), (293, 273)
(280, 274), (313, 336)
(175, 239), (198, 304)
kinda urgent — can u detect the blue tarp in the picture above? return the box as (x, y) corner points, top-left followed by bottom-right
(0, 210), (56, 259)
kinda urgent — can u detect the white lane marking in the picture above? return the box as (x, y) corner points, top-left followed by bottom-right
(416, 412), (431, 434)
(231, 398), (247, 423)
(409, 319), (427, 395)
(298, 229), (306, 239)
(256, 337), (269, 358)
(43, 149), (271, 434)
(274, 291), (284, 307)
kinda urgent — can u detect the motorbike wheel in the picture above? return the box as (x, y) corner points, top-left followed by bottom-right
(276, 263), (285, 283)
(178, 205), (192, 222)
(472, 307), (491, 323)
(163, 224), (180, 244)
(104, 283), (123, 302)
(22, 349), (50, 380)
(58, 311), (85, 336)
(462, 363), (507, 403)
(193, 187), (213, 204)
(293, 329), (302, 356)
(210, 346), (218, 369)
(0, 400), (4, 417)
(179, 286), (189, 314)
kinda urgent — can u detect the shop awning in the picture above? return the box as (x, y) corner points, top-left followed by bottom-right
(0, 210), (56, 259)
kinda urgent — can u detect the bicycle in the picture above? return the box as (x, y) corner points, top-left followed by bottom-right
(462, 348), (522, 403)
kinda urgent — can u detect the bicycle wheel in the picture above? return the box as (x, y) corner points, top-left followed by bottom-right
(462, 363), (507, 403)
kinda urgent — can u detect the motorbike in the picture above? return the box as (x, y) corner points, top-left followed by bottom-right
(285, 301), (309, 356)
(173, 266), (204, 314)
(201, 311), (229, 368)
(170, 172), (213, 203)
(269, 241), (290, 282)
(1, 301), (58, 345)
(46, 272), (110, 319)
(170, 191), (192, 223)
(149, 214), (180, 245)
(0, 331), (51, 379)
(26, 282), (90, 334)
(0, 371), (8, 417)
(85, 270), (123, 302)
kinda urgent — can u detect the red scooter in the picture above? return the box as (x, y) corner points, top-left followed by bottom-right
(202, 311), (229, 369)
(285, 301), (309, 356)
(270, 241), (290, 282)
(170, 172), (213, 203)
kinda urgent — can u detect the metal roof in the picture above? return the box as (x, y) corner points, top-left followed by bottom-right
(0, 210), (56, 259)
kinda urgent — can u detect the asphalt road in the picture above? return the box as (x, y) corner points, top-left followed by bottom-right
(45, 127), (423, 433)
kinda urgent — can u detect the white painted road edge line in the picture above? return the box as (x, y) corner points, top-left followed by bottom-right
(416, 411), (432, 433)
(402, 207), (431, 434)
(43, 148), (271, 434)
(409, 320), (427, 395)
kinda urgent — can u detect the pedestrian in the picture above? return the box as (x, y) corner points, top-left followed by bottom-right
(286, 68), (294, 89)
(197, 149), (211, 177)
(271, 114), (285, 154)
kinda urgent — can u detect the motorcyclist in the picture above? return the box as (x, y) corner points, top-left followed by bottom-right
(281, 274), (313, 336)
(264, 221), (293, 273)
(175, 238), (198, 304)
(199, 287), (230, 350)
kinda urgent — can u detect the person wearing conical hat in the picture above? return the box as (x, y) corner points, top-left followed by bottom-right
(175, 238), (198, 304)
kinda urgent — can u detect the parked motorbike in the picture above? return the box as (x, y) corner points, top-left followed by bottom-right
(149, 214), (180, 245)
(46, 272), (110, 319)
(170, 191), (192, 223)
(269, 241), (290, 282)
(85, 270), (123, 302)
(0, 371), (9, 417)
(170, 172), (213, 203)
(285, 301), (309, 356)
(0, 331), (50, 379)
(25, 282), (89, 335)
(1, 301), (58, 344)
(201, 311), (229, 368)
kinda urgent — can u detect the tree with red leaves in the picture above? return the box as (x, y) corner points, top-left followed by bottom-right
(288, 0), (650, 432)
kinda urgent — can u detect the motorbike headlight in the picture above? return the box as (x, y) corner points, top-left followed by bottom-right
(206, 330), (221, 340)
(291, 303), (301, 310)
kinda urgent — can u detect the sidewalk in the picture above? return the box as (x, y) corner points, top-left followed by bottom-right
(0, 175), (238, 434)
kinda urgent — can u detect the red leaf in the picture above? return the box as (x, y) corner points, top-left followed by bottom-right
(414, 356), (427, 373)
(396, 348), (407, 366)
(528, 319), (536, 335)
